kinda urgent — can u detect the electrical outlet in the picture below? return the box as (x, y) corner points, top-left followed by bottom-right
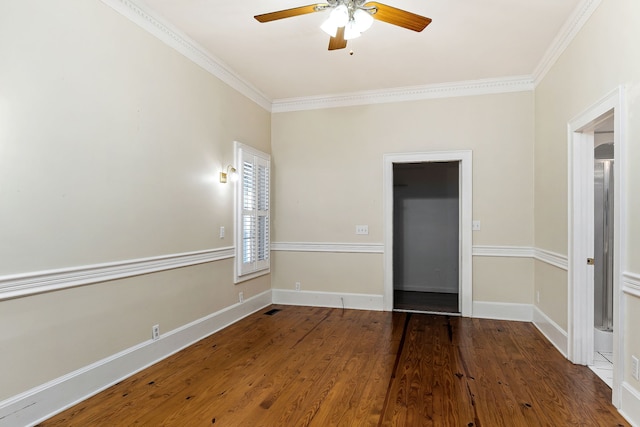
(219, 226), (225, 239)
(239, 292), (244, 303)
(536, 291), (540, 303)
(152, 324), (160, 341)
(632, 355), (639, 381)
(295, 282), (301, 291)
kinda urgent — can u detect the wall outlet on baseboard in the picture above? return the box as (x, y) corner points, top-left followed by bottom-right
(239, 292), (244, 303)
(632, 355), (639, 381)
(295, 282), (301, 291)
(152, 324), (160, 341)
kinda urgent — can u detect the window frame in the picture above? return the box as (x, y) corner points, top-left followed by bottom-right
(234, 141), (271, 283)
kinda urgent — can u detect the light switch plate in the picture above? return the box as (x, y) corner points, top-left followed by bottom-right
(355, 225), (369, 235)
(472, 220), (481, 231)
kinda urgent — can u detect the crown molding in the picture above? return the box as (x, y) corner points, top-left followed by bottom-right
(532, 0), (602, 86)
(271, 75), (535, 113)
(99, 0), (599, 113)
(99, 0), (272, 112)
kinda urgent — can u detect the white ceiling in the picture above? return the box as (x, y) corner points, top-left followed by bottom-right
(138, 0), (583, 101)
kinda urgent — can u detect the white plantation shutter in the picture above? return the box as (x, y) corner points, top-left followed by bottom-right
(242, 160), (255, 265)
(256, 158), (270, 268)
(235, 143), (270, 281)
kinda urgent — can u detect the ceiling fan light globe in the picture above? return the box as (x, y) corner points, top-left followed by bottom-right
(344, 21), (361, 40)
(329, 4), (349, 27)
(353, 9), (374, 32)
(320, 19), (338, 37)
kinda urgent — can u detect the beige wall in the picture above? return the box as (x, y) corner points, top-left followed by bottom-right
(625, 297), (640, 387)
(0, 0), (270, 400)
(271, 92), (535, 301)
(534, 261), (569, 331)
(473, 257), (534, 305)
(534, 0), (640, 399)
(272, 252), (383, 295)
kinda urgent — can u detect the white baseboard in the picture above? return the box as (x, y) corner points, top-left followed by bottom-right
(272, 289), (383, 311)
(2, 291), (609, 426)
(620, 382), (640, 427)
(472, 301), (533, 322)
(532, 305), (568, 357)
(0, 290), (272, 427)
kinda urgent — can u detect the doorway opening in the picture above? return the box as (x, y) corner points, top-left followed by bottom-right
(382, 150), (472, 317)
(392, 161), (459, 314)
(568, 86), (624, 406)
(592, 135), (614, 387)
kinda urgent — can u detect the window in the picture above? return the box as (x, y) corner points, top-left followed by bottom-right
(235, 142), (270, 282)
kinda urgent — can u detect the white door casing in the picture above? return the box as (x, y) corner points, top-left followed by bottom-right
(383, 151), (473, 316)
(567, 86), (625, 407)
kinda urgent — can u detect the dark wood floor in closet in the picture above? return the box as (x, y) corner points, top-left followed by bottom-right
(394, 290), (459, 313)
(40, 305), (628, 426)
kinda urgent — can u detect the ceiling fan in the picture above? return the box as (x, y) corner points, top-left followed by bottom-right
(254, 0), (432, 51)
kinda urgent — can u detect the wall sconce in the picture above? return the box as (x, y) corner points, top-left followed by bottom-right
(220, 165), (238, 183)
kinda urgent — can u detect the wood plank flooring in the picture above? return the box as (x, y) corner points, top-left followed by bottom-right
(40, 306), (629, 426)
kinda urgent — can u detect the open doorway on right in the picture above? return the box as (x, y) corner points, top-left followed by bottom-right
(392, 161), (460, 314)
(590, 115), (615, 388)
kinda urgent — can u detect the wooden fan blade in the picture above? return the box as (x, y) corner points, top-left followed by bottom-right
(364, 2), (432, 32)
(255, 4), (323, 23)
(328, 26), (348, 50)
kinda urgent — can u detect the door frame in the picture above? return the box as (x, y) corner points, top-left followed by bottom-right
(568, 86), (625, 406)
(383, 150), (473, 316)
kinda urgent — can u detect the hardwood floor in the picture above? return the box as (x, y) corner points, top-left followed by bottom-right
(40, 306), (628, 426)
(394, 290), (459, 313)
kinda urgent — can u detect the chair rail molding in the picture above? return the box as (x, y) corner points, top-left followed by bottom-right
(0, 247), (234, 301)
(271, 242), (384, 254)
(534, 248), (569, 270)
(622, 271), (640, 298)
(472, 245), (535, 258)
